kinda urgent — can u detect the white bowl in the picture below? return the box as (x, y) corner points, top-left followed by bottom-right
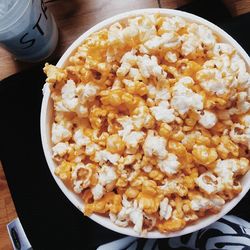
(40, 8), (250, 238)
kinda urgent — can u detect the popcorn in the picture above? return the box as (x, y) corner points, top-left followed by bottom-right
(161, 16), (186, 32)
(191, 195), (211, 211)
(71, 163), (92, 193)
(165, 51), (178, 63)
(231, 54), (250, 88)
(117, 49), (137, 77)
(52, 142), (71, 157)
(171, 78), (203, 115)
(147, 84), (170, 102)
(161, 179), (188, 197)
(159, 198), (172, 220)
(143, 131), (168, 159)
(76, 83), (99, 104)
(196, 68), (229, 96)
(240, 114), (250, 127)
(137, 55), (167, 79)
(117, 116), (134, 138)
(144, 32), (180, 51)
(91, 183), (104, 200)
(73, 129), (90, 147)
(95, 150), (120, 164)
(188, 23), (216, 49)
(181, 33), (202, 56)
(45, 14), (250, 235)
(214, 158), (249, 188)
(85, 143), (100, 156)
(51, 122), (72, 144)
(123, 131), (145, 154)
(61, 80), (78, 111)
(129, 202), (144, 233)
(229, 123), (250, 149)
(110, 207), (130, 227)
(195, 172), (222, 194)
(150, 101), (176, 123)
(198, 110), (218, 129)
(158, 153), (180, 176)
(213, 43), (235, 56)
(98, 165), (117, 186)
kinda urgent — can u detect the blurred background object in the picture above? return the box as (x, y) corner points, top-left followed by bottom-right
(0, 0), (58, 62)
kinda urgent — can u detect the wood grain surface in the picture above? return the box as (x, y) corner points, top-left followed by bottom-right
(0, 162), (17, 250)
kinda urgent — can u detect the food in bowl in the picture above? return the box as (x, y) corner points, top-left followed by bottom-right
(43, 13), (250, 235)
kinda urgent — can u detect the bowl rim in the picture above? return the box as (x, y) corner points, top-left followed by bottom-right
(40, 8), (250, 238)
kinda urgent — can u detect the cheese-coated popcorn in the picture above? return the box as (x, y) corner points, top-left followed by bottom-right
(44, 13), (250, 235)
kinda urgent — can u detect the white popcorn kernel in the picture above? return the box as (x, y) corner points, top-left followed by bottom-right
(241, 114), (250, 127)
(147, 84), (170, 102)
(117, 116), (134, 138)
(195, 172), (222, 194)
(155, 88), (170, 101)
(177, 76), (194, 87)
(73, 129), (90, 147)
(214, 159), (241, 188)
(191, 196), (211, 211)
(95, 150), (120, 164)
(129, 205), (143, 233)
(85, 143), (100, 156)
(71, 163), (92, 193)
(75, 104), (88, 118)
(139, 44), (149, 54)
(213, 43), (235, 56)
(98, 165), (117, 186)
(171, 78), (203, 115)
(109, 207), (130, 227)
(231, 54), (250, 89)
(132, 106), (154, 130)
(196, 68), (229, 96)
(144, 36), (162, 50)
(76, 83), (99, 104)
(52, 122), (72, 144)
(61, 79), (78, 110)
(52, 142), (70, 157)
(184, 214), (198, 223)
(108, 22), (123, 43)
(165, 51), (177, 63)
(137, 55), (167, 79)
(144, 32), (180, 51)
(91, 183), (104, 200)
(143, 130), (168, 159)
(123, 131), (145, 154)
(191, 194), (224, 212)
(210, 195), (225, 208)
(54, 100), (69, 112)
(161, 16), (186, 32)
(229, 123), (250, 148)
(198, 110), (218, 129)
(142, 165), (153, 173)
(150, 101), (175, 123)
(158, 153), (180, 176)
(161, 32), (180, 49)
(160, 179), (188, 197)
(129, 68), (141, 79)
(188, 23), (216, 49)
(117, 49), (137, 77)
(159, 198), (172, 220)
(181, 33), (201, 56)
